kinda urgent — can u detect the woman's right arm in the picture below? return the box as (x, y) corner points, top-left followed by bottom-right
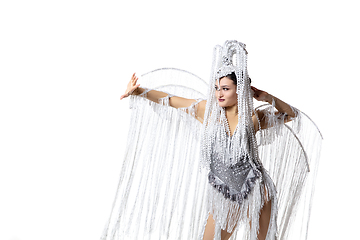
(120, 73), (206, 122)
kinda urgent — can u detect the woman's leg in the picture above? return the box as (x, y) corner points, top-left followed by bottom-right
(257, 200), (272, 240)
(203, 213), (238, 240)
(203, 213), (215, 240)
(220, 228), (236, 240)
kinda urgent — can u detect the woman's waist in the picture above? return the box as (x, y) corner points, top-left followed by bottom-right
(209, 159), (261, 191)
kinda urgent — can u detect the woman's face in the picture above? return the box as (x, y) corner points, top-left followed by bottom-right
(215, 77), (237, 108)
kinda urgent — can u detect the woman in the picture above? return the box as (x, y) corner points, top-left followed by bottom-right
(102, 41), (322, 240)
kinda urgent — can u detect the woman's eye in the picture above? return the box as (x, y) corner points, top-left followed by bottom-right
(214, 86), (219, 91)
(223, 88), (229, 91)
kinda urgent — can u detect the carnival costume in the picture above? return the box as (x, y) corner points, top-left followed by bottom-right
(101, 41), (322, 240)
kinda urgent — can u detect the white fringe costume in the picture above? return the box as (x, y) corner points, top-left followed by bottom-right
(101, 41), (322, 240)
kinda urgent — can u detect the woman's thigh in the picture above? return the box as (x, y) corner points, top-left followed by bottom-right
(257, 200), (272, 240)
(203, 213), (215, 240)
(202, 212), (239, 240)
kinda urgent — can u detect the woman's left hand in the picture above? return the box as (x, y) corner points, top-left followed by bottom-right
(251, 86), (272, 102)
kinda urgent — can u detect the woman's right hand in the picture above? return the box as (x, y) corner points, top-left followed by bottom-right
(120, 73), (141, 100)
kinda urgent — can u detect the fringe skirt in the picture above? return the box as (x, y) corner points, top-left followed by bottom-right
(204, 160), (278, 240)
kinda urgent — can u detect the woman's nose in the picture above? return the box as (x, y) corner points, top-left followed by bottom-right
(219, 90), (224, 97)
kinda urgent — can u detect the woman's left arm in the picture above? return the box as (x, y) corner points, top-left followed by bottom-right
(251, 86), (296, 131)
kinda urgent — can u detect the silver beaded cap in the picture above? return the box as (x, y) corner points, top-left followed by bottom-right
(201, 40), (262, 177)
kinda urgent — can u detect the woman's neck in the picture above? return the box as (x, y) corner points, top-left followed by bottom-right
(225, 104), (238, 117)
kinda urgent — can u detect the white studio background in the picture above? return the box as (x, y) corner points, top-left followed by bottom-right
(0, 1), (359, 240)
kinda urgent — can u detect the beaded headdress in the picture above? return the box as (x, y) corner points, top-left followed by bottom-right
(201, 40), (259, 168)
(215, 41), (248, 81)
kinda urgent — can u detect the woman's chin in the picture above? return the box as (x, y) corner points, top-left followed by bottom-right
(218, 101), (225, 107)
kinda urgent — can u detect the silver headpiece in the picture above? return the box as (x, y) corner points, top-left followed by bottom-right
(201, 40), (259, 167)
(215, 41), (248, 81)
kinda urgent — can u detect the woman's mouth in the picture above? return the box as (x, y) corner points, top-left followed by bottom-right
(218, 99), (225, 102)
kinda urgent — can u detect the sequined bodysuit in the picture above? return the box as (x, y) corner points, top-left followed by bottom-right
(208, 127), (262, 205)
